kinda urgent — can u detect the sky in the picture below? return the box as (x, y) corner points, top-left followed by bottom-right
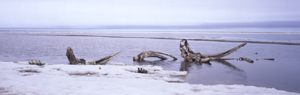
(0, 0), (300, 28)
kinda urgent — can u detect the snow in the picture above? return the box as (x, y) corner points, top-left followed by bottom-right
(0, 62), (299, 95)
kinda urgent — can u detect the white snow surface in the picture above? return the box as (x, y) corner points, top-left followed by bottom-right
(0, 62), (299, 95)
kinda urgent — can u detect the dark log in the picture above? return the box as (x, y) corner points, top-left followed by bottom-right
(264, 58), (275, 60)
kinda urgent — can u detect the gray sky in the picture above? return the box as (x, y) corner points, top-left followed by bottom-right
(0, 0), (300, 28)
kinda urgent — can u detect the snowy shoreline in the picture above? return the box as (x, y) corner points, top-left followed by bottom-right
(0, 62), (299, 95)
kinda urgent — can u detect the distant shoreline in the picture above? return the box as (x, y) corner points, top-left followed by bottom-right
(2, 30), (300, 45)
(1, 30), (300, 34)
(30, 34), (300, 46)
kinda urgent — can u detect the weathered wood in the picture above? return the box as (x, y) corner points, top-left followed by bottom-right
(95, 51), (122, 65)
(133, 51), (177, 61)
(180, 39), (247, 63)
(202, 43), (247, 58)
(66, 47), (85, 65)
(66, 47), (121, 65)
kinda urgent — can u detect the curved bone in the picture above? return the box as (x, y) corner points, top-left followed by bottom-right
(202, 43), (247, 58)
(95, 51), (122, 64)
(151, 51), (178, 60)
(66, 47), (121, 65)
(133, 51), (177, 61)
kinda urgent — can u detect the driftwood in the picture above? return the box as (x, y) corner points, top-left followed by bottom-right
(66, 47), (121, 65)
(180, 39), (247, 63)
(133, 51), (177, 61)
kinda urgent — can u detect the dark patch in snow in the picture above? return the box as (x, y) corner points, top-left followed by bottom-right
(191, 88), (202, 92)
(0, 87), (12, 94)
(19, 69), (40, 73)
(137, 68), (148, 74)
(52, 68), (61, 71)
(68, 72), (99, 76)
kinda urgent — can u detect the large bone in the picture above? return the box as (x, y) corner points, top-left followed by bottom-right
(180, 39), (247, 63)
(95, 51), (122, 65)
(202, 43), (247, 58)
(66, 47), (121, 65)
(133, 51), (177, 61)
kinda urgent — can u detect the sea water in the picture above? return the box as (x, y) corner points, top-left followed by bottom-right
(0, 31), (300, 93)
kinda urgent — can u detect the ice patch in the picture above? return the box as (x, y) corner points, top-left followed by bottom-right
(0, 62), (299, 95)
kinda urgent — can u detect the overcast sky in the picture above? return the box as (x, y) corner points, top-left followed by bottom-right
(0, 0), (300, 28)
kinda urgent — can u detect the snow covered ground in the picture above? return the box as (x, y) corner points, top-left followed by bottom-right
(0, 62), (299, 95)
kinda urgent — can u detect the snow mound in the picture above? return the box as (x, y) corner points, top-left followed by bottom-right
(0, 62), (299, 95)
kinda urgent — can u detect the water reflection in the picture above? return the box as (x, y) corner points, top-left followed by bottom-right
(180, 61), (192, 71)
(213, 59), (247, 78)
(213, 59), (243, 72)
(180, 59), (247, 78)
(134, 57), (248, 79)
(133, 59), (176, 66)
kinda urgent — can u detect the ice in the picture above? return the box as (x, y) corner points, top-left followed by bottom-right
(0, 62), (299, 95)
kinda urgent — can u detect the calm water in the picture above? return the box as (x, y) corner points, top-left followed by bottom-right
(0, 32), (300, 93)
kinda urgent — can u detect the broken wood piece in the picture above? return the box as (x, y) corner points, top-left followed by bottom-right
(133, 51), (177, 61)
(28, 60), (45, 66)
(239, 57), (254, 63)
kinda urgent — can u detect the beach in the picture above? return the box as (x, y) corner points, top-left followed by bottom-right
(1, 31), (300, 94)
